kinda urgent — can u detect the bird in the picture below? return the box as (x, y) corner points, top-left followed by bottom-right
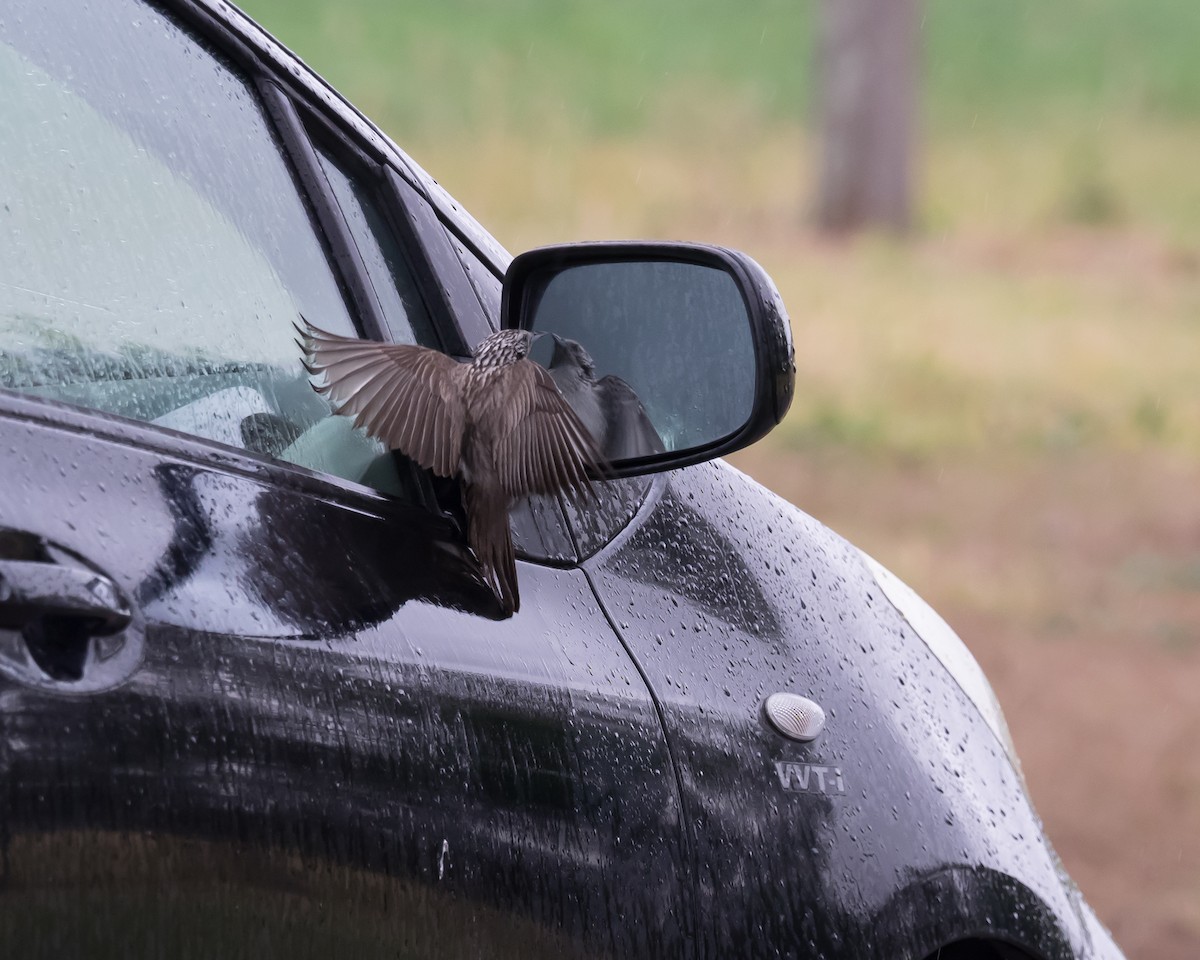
(296, 318), (602, 616)
(546, 335), (666, 461)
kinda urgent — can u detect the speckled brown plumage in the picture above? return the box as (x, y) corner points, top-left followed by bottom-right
(296, 318), (600, 615)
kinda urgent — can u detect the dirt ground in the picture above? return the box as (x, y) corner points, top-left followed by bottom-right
(731, 445), (1200, 960)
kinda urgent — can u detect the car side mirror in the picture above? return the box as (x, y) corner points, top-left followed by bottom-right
(501, 241), (795, 478)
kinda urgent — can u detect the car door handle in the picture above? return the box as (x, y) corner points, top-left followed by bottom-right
(0, 559), (132, 634)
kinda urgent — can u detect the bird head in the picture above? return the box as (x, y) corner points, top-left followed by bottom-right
(513, 329), (536, 356)
(473, 328), (536, 368)
(547, 335), (596, 379)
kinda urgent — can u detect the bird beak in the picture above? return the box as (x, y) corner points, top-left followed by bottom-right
(545, 334), (569, 368)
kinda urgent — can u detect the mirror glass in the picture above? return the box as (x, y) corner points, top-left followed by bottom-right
(526, 261), (757, 461)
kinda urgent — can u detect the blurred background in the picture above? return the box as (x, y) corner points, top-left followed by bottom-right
(241, 2), (1199, 956)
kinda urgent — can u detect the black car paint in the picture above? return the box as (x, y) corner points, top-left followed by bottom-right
(0, 394), (687, 957)
(580, 460), (1088, 958)
(0, 0), (1122, 957)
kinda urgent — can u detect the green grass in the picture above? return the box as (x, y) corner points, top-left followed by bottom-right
(237, 0), (1200, 244)
(925, 0), (1200, 125)
(241, 0), (1200, 140)
(239, 0), (808, 138)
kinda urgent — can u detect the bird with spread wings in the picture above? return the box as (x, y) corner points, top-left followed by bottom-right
(296, 318), (602, 616)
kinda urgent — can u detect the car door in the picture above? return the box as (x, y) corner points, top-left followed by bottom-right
(0, 2), (688, 957)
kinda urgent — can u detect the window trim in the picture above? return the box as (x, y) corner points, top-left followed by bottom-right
(0, 387), (432, 519)
(258, 80), (390, 344)
(161, 0), (481, 353)
(300, 108), (467, 355)
(167, 0), (499, 347)
(383, 167), (490, 353)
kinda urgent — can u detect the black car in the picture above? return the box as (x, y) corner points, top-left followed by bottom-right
(0, 1), (1124, 958)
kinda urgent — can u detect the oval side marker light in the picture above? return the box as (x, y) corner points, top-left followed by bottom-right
(764, 693), (826, 742)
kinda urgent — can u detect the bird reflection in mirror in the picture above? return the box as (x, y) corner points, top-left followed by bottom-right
(544, 335), (665, 461)
(296, 318), (602, 616)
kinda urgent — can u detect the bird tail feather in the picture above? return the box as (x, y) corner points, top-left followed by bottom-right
(464, 484), (520, 616)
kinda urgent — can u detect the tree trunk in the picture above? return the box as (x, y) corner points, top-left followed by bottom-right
(814, 0), (917, 233)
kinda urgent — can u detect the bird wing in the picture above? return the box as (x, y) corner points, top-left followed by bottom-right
(487, 359), (603, 499)
(296, 318), (466, 477)
(597, 375), (666, 459)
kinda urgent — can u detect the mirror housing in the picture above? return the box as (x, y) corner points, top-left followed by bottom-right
(502, 241), (795, 478)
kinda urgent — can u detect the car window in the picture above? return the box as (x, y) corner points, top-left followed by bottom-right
(0, 0), (407, 492)
(313, 144), (441, 350)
